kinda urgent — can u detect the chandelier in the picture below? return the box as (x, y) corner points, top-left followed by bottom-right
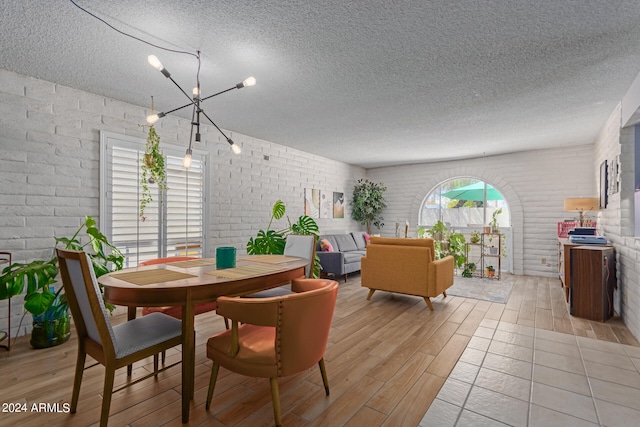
(145, 53), (255, 168)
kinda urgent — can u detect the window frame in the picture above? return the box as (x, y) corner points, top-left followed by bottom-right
(99, 131), (209, 267)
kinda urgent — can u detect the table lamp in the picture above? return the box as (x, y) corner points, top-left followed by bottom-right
(564, 197), (599, 226)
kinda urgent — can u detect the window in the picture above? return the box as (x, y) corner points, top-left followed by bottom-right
(100, 132), (208, 268)
(420, 178), (509, 228)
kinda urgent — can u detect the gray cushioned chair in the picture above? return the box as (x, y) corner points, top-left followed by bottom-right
(56, 248), (183, 427)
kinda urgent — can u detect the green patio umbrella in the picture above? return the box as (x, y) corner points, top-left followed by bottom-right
(441, 182), (503, 201)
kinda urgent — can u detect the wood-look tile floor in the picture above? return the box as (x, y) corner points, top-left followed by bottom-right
(1, 274), (637, 426)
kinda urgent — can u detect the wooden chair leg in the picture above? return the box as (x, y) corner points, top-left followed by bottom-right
(318, 358), (330, 396)
(223, 317), (229, 330)
(205, 363), (219, 410)
(161, 350), (166, 364)
(270, 377), (282, 427)
(366, 289), (375, 301)
(100, 366), (115, 427)
(343, 274), (347, 282)
(443, 290), (447, 298)
(71, 348), (86, 413)
(424, 297), (434, 311)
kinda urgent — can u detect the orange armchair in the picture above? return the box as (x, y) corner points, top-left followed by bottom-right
(206, 278), (338, 426)
(361, 237), (454, 310)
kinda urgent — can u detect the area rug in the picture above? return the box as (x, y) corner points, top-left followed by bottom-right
(446, 276), (514, 304)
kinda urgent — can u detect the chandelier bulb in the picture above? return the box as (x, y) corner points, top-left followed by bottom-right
(229, 139), (241, 155)
(146, 112), (165, 125)
(183, 148), (193, 169)
(148, 55), (164, 71)
(243, 76), (256, 87)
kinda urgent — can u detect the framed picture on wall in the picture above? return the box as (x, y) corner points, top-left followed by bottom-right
(320, 191), (333, 218)
(599, 160), (608, 209)
(333, 192), (345, 218)
(304, 188), (320, 218)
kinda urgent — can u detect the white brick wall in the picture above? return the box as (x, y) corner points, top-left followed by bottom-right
(366, 146), (595, 277)
(594, 104), (640, 339)
(0, 69), (365, 337)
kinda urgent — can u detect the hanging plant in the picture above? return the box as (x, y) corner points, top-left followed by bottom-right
(140, 125), (168, 219)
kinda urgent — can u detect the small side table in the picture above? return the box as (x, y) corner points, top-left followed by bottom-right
(0, 251), (12, 351)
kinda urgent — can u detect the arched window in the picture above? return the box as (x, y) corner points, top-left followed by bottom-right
(419, 178), (510, 229)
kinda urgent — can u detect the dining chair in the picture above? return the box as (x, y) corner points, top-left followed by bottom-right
(247, 234), (317, 298)
(139, 256), (225, 364)
(205, 278), (338, 427)
(56, 248), (183, 427)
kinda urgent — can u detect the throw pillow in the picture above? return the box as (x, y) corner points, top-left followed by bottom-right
(363, 233), (371, 245)
(320, 238), (334, 252)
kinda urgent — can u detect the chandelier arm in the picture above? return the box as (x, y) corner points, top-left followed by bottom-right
(199, 108), (232, 141)
(155, 85), (237, 118)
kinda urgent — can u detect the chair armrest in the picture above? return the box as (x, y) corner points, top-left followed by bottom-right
(429, 255), (455, 294)
(216, 296), (279, 327)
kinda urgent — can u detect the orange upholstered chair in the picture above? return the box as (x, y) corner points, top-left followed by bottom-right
(205, 278), (338, 427)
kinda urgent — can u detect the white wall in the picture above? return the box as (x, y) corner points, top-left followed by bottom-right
(366, 145), (595, 277)
(0, 69), (366, 337)
(594, 104), (640, 339)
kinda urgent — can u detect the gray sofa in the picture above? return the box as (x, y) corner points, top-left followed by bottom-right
(317, 232), (368, 282)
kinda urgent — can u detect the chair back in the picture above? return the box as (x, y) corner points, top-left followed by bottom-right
(278, 278), (337, 375)
(139, 256), (198, 266)
(56, 248), (117, 358)
(284, 235), (316, 278)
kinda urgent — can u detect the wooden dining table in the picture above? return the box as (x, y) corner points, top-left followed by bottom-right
(97, 254), (308, 423)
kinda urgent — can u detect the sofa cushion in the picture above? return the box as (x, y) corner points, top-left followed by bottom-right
(319, 238), (334, 252)
(351, 232), (367, 250)
(344, 250), (366, 264)
(333, 234), (358, 252)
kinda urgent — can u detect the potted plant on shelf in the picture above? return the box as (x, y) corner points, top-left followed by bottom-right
(140, 125), (168, 219)
(462, 262), (476, 278)
(0, 216), (124, 348)
(490, 208), (502, 233)
(470, 230), (481, 244)
(246, 200), (321, 278)
(485, 265), (495, 277)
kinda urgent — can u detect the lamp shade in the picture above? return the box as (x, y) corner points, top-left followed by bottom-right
(564, 197), (599, 212)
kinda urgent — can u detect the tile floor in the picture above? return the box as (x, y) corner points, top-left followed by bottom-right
(420, 319), (640, 427)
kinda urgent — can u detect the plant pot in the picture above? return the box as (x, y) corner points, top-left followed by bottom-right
(483, 226), (491, 233)
(433, 232), (443, 241)
(489, 247), (498, 255)
(440, 241), (450, 251)
(30, 311), (71, 349)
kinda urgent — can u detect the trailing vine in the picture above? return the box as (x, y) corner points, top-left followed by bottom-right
(140, 125), (168, 219)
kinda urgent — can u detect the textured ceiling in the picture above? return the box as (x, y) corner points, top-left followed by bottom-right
(2, 1), (640, 168)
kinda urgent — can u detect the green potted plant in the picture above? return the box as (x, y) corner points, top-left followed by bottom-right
(462, 262), (476, 278)
(490, 208), (502, 233)
(470, 230), (481, 244)
(424, 221), (466, 268)
(485, 265), (495, 277)
(0, 216), (124, 348)
(350, 179), (387, 234)
(140, 125), (168, 219)
(246, 200), (321, 278)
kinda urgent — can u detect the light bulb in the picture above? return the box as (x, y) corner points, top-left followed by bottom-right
(146, 112), (164, 124)
(192, 87), (200, 98)
(243, 76), (256, 87)
(183, 149), (193, 169)
(147, 55), (164, 71)
(231, 143), (241, 155)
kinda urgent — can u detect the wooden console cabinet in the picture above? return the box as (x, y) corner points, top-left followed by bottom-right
(557, 238), (613, 303)
(569, 246), (615, 322)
